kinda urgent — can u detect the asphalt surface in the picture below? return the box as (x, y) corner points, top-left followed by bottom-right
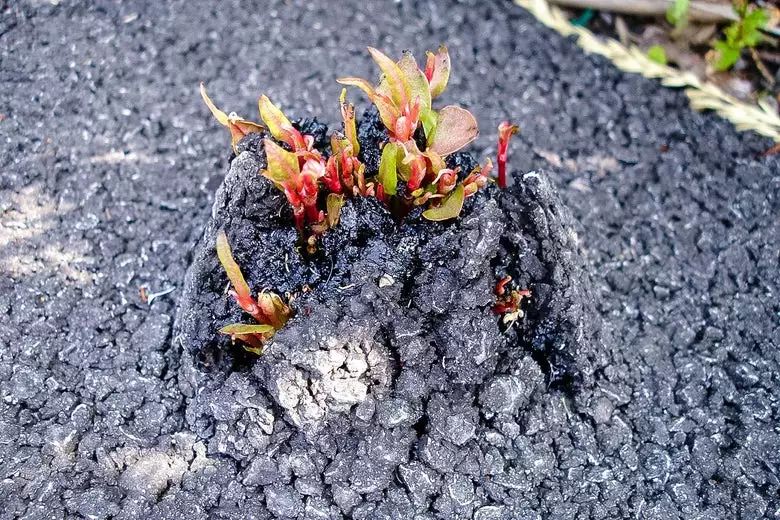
(1, 1), (778, 519)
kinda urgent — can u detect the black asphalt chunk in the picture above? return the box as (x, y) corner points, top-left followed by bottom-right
(1, 0), (778, 519)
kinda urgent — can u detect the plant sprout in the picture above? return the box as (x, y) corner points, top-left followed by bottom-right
(497, 122), (519, 189)
(216, 229), (291, 353)
(200, 84), (265, 152)
(202, 47), (524, 351)
(493, 275), (531, 325)
(339, 46), (490, 219)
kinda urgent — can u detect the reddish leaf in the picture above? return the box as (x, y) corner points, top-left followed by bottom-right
(497, 122), (519, 189)
(429, 106), (479, 156)
(201, 83), (264, 150)
(425, 46), (450, 99)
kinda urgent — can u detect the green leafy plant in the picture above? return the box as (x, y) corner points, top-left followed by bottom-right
(666, 0), (690, 28)
(711, 1), (769, 71)
(216, 229), (291, 353)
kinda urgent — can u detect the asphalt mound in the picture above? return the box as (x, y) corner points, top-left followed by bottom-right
(173, 117), (600, 516)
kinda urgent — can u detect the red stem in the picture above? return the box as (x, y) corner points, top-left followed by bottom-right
(497, 122), (518, 189)
(497, 154), (508, 189)
(293, 209), (305, 231)
(495, 276), (512, 296)
(323, 158), (343, 193)
(304, 201), (321, 223)
(231, 291), (267, 325)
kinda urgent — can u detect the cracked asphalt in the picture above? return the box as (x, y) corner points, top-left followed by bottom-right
(1, 0), (778, 519)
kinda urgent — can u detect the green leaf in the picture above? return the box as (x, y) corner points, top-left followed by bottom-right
(216, 229), (252, 301)
(422, 184), (465, 221)
(742, 8), (768, 47)
(712, 40), (740, 71)
(367, 47), (409, 108)
(262, 139), (299, 184)
(419, 107), (438, 144)
(647, 45), (668, 65)
(258, 95), (293, 143)
(397, 51), (431, 111)
(219, 323), (275, 336)
(377, 142), (398, 195)
(326, 193), (345, 227)
(428, 105), (479, 156)
(665, 0), (689, 27)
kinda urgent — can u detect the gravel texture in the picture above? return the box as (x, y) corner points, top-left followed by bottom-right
(1, 1), (778, 519)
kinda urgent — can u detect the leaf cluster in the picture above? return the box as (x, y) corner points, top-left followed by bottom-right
(712, 2), (768, 71)
(203, 47), (519, 237)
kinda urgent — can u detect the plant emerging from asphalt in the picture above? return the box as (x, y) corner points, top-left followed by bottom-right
(493, 276), (532, 326)
(202, 47), (522, 352)
(216, 229), (291, 353)
(339, 47), (495, 221)
(202, 47), (518, 233)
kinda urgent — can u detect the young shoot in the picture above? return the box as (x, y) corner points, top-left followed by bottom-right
(216, 229), (291, 353)
(339, 47), (501, 221)
(493, 275), (531, 326)
(497, 122), (519, 189)
(200, 83), (265, 151)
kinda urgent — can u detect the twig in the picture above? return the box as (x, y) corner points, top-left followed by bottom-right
(751, 48), (775, 86)
(757, 51), (780, 65)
